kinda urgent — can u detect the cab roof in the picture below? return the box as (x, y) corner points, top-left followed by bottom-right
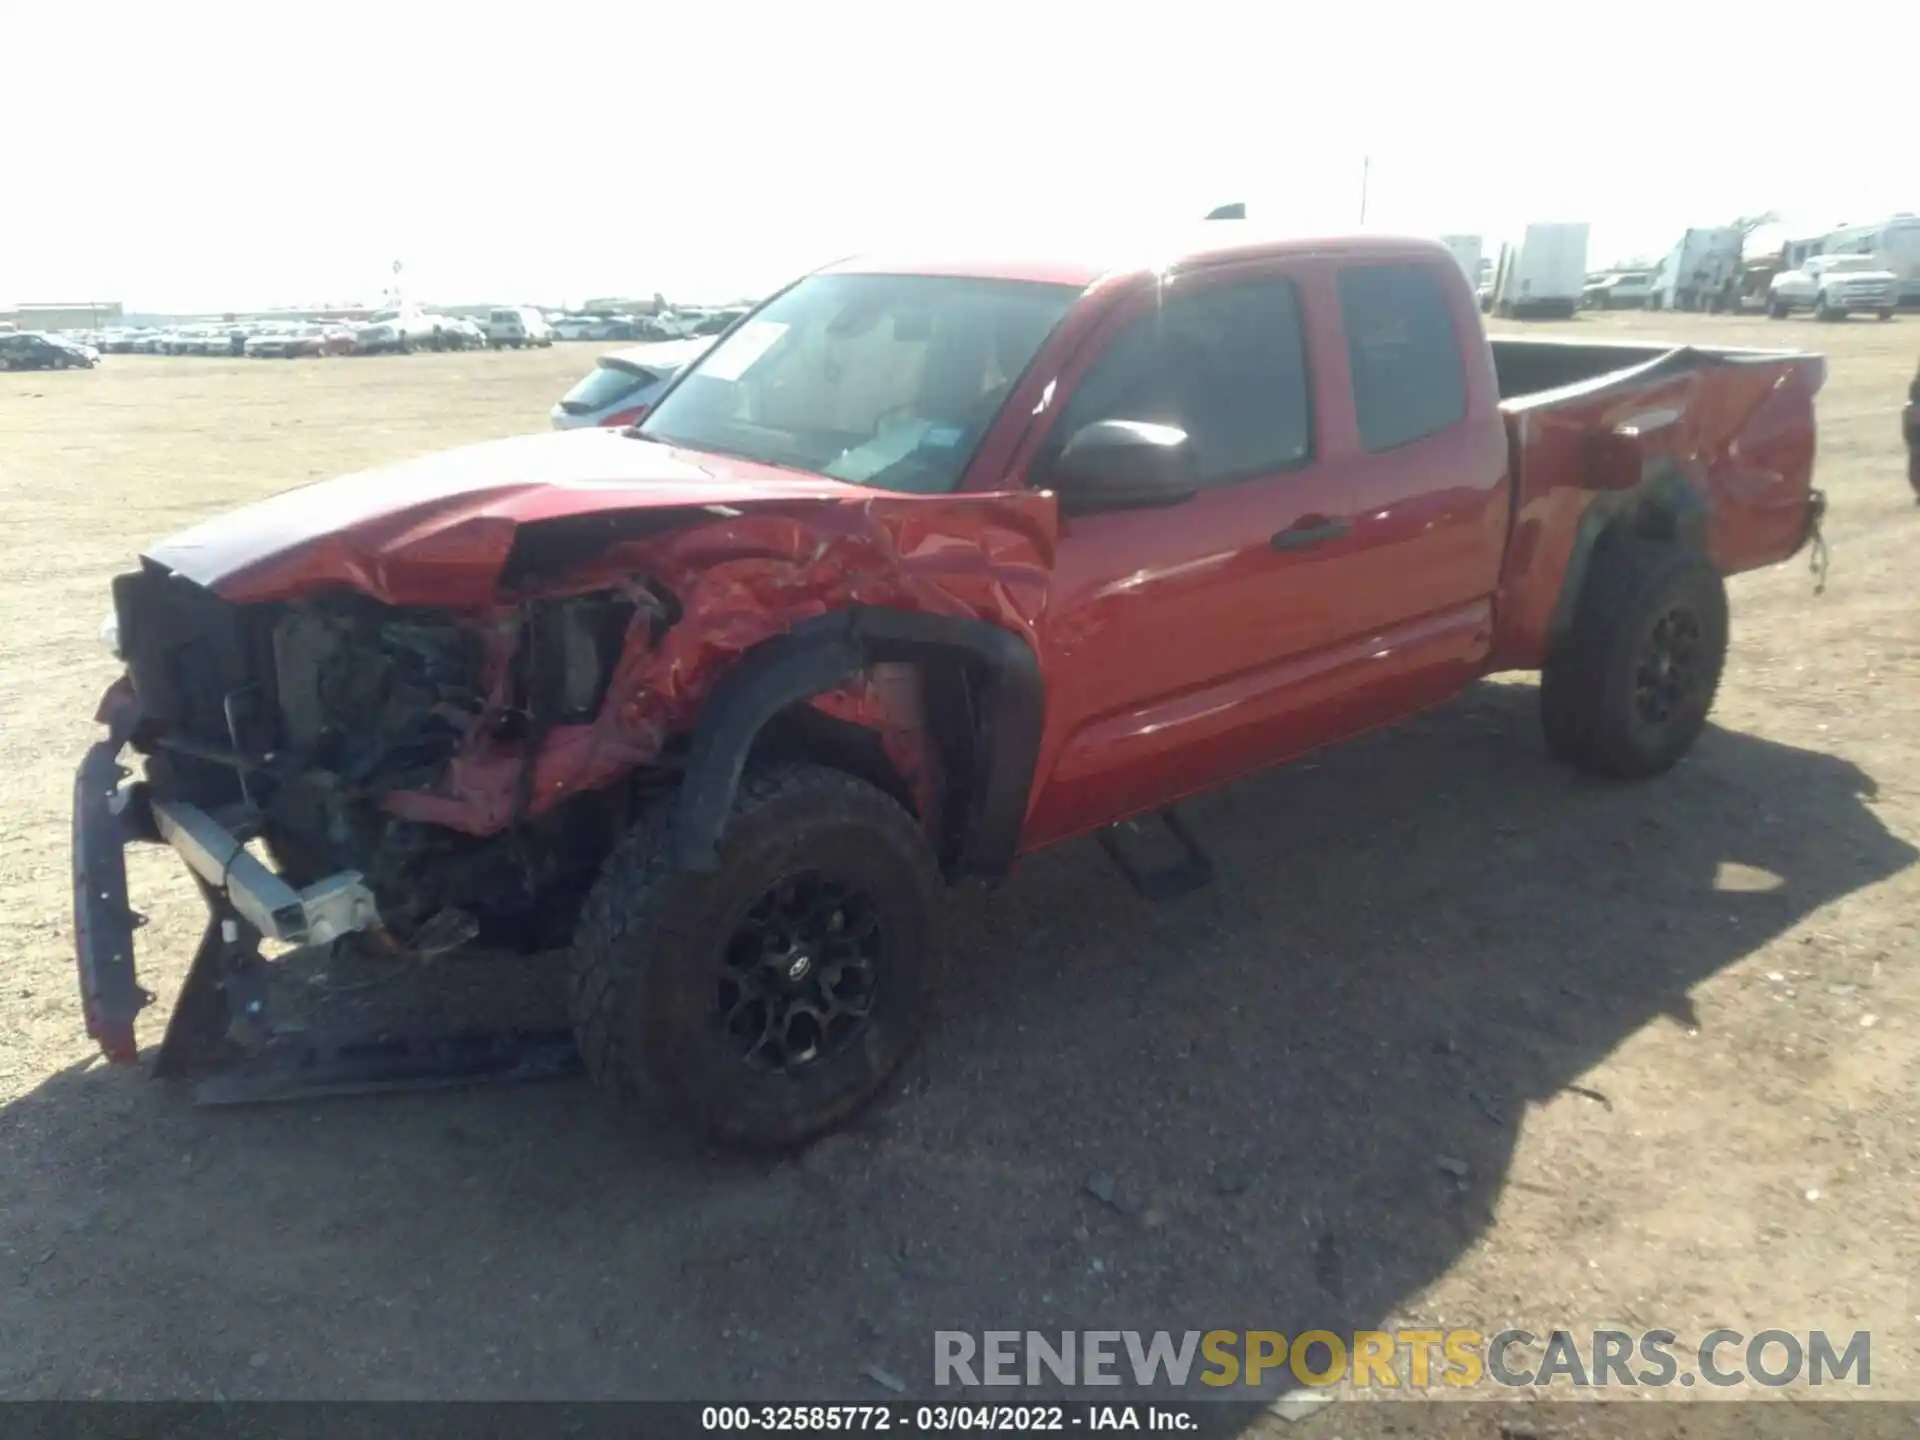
(817, 225), (1456, 291)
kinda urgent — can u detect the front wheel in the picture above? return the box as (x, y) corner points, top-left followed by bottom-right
(569, 763), (941, 1150)
(1540, 537), (1729, 780)
(1879, 309), (1896, 322)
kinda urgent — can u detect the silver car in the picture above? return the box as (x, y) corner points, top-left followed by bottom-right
(549, 338), (712, 430)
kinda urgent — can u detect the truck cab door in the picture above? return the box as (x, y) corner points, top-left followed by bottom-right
(1010, 255), (1509, 850)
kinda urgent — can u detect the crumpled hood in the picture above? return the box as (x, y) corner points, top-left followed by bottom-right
(145, 428), (886, 607)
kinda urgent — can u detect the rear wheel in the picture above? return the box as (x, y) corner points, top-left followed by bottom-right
(1768, 298), (1790, 319)
(1540, 538), (1728, 779)
(569, 763), (941, 1150)
(1879, 309), (1895, 322)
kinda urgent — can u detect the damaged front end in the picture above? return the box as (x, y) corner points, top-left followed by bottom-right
(71, 456), (1053, 1096)
(75, 565), (658, 1094)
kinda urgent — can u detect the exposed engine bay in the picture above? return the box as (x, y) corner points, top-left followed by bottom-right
(116, 561), (661, 949)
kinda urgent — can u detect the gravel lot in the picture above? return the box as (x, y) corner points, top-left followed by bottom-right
(1, 316), (1914, 1431)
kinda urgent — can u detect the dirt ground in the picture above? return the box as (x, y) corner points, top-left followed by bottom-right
(1, 318), (1915, 1429)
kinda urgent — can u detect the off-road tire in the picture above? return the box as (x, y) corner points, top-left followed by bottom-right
(1540, 538), (1728, 779)
(569, 762), (941, 1150)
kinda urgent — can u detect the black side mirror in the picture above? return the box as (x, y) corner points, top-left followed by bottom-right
(1051, 419), (1198, 515)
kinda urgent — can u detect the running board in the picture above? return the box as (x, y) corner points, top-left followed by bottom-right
(1097, 806), (1215, 902)
(187, 1028), (581, 1106)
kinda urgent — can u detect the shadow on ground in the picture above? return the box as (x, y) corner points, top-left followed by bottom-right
(1, 681), (1911, 1407)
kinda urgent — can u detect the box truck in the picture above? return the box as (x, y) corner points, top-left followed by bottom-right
(1487, 222), (1590, 320)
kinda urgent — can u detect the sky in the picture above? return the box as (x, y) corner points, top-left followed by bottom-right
(4, 0), (1918, 313)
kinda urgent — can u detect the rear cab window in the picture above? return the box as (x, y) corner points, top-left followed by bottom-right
(1045, 273), (1313, 486)
(563, 362), (654, 411)
(1336, 264), (1468, 452)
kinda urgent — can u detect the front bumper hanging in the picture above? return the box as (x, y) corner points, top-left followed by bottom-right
(73, 693), (384, 1066)
(71, 689), (579, 1100)
(71, 705), (153, 1062)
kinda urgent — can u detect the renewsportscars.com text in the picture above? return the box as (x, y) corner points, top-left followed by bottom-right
(933, 1328), (1871, 1391)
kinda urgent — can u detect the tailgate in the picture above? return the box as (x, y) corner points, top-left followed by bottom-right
(1504, 344), (1825, 577)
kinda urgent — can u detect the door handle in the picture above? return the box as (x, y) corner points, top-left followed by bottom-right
(1271, 517), (1350, 551)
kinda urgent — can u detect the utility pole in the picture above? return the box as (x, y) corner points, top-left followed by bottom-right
(1359, 156), (1371, 225)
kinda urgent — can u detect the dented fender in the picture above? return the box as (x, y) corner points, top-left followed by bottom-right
(376, 491), (1056, 875)
(670, 607), (1046, 876)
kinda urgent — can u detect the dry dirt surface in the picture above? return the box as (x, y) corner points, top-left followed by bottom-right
(1, 321), (1915, 1432)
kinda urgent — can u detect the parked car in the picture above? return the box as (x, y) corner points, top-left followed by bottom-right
(548, 338), (712, 429)
(1905, 354), (1920, 501)
(1582, 270), (1653, 310)
(244, 325), (299, 358)
(552, 313), (640, 342)
(170, 326), (229, 357)
(0, 331), (99, 370)
(353, 307), (444, 355)
(425, 315), (488, 351)
(247, 323), (356, 358)
(486, 306), (555, 348)
(640, 310), (703, 340)
(690, 307), (749, 337)
(1769, 254), (1899, 321)
(73, 233), (1828, 1150)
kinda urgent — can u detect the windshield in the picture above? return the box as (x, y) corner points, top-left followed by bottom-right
(635, 273), (1080, 493)
(1823, 256), (1880, 273)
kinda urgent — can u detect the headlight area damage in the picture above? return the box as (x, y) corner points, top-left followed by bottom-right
(74, 488), (1053, 1099)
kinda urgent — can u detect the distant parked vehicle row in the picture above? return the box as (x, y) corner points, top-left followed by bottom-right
(544, 305), (749, 342)
(56, 298), (759, 362)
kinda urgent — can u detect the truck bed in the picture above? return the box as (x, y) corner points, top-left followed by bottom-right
(1489, 335), (1810, 403)
(1486, 334), (1825, 671)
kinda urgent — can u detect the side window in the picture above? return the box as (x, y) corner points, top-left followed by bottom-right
(1338, 264), (1467, 452)
(1049, 275), (1311, 486)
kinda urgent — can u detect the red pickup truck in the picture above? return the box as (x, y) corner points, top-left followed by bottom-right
(1905, 354), (1919, 498)
(75, 231), (1827, 1147)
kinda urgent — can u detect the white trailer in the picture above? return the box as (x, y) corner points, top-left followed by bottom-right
(1487, 223), (1590, 320)
(1648, 227), (1745, 312)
